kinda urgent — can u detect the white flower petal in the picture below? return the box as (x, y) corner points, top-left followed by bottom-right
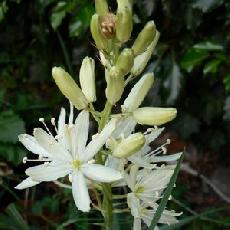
(18, 134), (50, 157)
(128, 155), (153, 169)
(69, 102), (74, 124)
(82, 164), (122, 182)
(112, 117), (136, 139)
(58, 107), (66, 146)
(122, 73), (154, 112)
(75, 110), (89, 159)
(133, 217), (141, 230)
(25, 163), (71, 181)
(83, 119), (116, 162)
(145, 127), (164, 144)
(15, 177), (39, 190)
(152, 152), (182, 163)
(140, 169), (173, 190)
(127, 193), (140, 218)
(34, 128), (72, 162)
(72, 170), (90, 212)
(159, 209), (179, 224)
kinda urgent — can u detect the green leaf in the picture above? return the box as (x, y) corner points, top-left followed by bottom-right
(223, 96), (230, 121)
(69, 20), (83, 37)
(0, 1), (8, 22)
(69, 4), (94, 37)
(148, 153), (184, 229)
(0, 204), (29, 230)
(159, 206), (230, 230)
(164, 61), (183, 105)
(181, 49), (209, 72)
(193, 41), (223, 51)
(0, 110), (25, 143)
(0, 143), (26, 165)
(0, 89), (5, 108)
(50, 2), (68, 30)
(203, 59), (221, 74)
(223, 73), (230, 93)
(193, 0), (224, 13)
(6, 204), (29, 230)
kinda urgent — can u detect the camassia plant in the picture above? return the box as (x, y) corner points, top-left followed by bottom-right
(15, 0), (182, 229)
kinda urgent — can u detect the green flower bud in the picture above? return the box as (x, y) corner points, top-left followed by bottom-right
(95, 0), (109, 17)
(116, 48), (134, 75)
(122, 73), (154, 112)
(117, 0), (133, 11)
(131, 31), (160, 76)
(105, 66), (124, 105)
(112, 132), (145, 158)
(132, 21), (157, 56)
(90, 14), (108, 51)
(116, 0), (133, 43)
(52, 67), (88, 110)
(116, 9), (133, 43)
(133, 107), (177, 126)
(79, 57), (96, 102)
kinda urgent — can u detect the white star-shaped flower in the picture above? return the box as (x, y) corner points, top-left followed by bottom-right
(126, 165), (182, 229)
(15, 108), (122, 212)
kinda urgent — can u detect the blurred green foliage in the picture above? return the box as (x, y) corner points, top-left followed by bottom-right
(0, 0), (230, 229)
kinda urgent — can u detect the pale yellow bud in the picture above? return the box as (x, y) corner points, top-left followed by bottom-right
(116, 8), (133, 43)
(133, 107), (177, 126)
(105, 66), (124, 105)
(122, 73), (154, 112)
(132, 21), (157, 56)
(131, 31), (160, 76)
(112, 133), (145, 158)
(52, 67), (88, 110)
(116, 48), (134, 75)
(117, 0), (133, 11)
(95, 0), (109, 17)
(79, 57), (96, 102)
(90, 14), (108, 51)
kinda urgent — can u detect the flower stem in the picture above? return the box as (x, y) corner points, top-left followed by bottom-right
(102, 183), (113, 230)
(98, 101), (112, 132)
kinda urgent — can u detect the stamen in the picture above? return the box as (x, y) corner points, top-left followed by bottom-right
(69, 101), (74, 125)
(22, 156), (51, 164)
(68, 174), (72, 182)
(51, 117), (58, 133)
(88, 159), (95, 164)
(146, 138), (171, 157)
(39, 118), (52, 135)
(23, 157), (28, 164)
(162, 146), (167, 154)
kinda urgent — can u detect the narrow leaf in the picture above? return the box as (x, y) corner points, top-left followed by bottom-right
(148, 154), (183, 229)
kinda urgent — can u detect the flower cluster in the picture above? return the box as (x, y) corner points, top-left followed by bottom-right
(15, 0), (182, 229)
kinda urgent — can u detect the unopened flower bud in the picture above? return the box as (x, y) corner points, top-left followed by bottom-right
(105, 66), (124, 105)
(79, 57), (96, 102)
(132, 21), (157, 56)
(131, 31), (160, 76)
(101, 13), (116, 39)
(116, 48), (134, 75)
(90, 14), (108, 51)
(116, 8), (133, 43)
(95, 0), (109, 17)
(133, 107), (177, 126)
(112, 133), (145, 158)
(122, 73), (154, 112)
(52, 67), (88, 110)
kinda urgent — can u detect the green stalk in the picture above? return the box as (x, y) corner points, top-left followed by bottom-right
(98, 101), (112, 132)
(102, 183), (113, 230)
(97, 101), (113, 229)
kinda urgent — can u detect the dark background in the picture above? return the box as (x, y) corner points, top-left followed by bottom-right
(0, 0), (230, 229)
